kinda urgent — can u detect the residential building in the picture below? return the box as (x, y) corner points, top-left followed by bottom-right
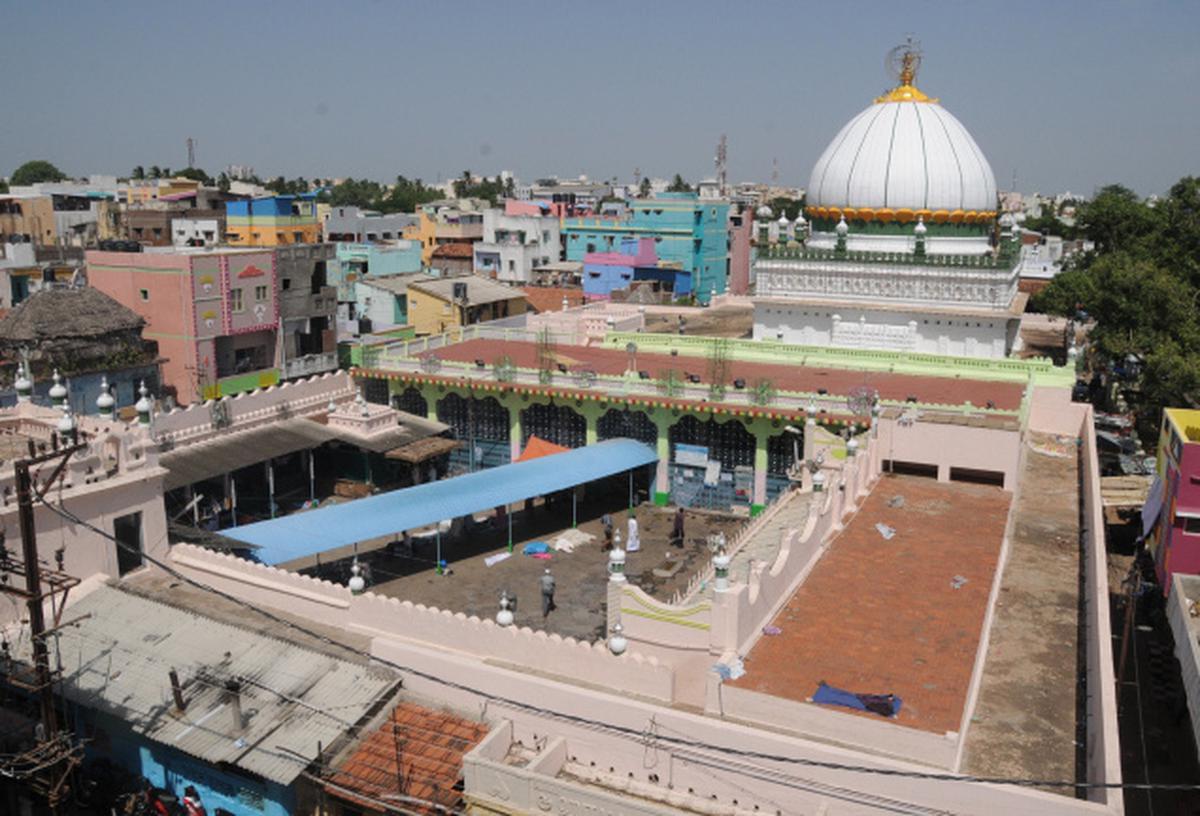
(413, 202), (485, 264)
(87, 245), (335, 404)
(582, 237), (667, 300)
(564, 192), (730, 303)
(1147, 408), (1200, 588)
(127, 208), (225, 247)
(331, 240), (423, 321)
(430, 241), (475, 277)
(225, 195), (321, 247)
(406, 276), (526, 335)
(473, 207), (560, 284)
(0, 285), (160, 412)
(528, 179), (612, 213)
(122, 177), (203, 206)
(728, 204), (755, 295)
(752, 46), (1021, 359)
(522, 286), (584, 314)
(354, 274), (422, 329)
(171, 213), (225, 248)
(324, 205), (418, 242)
(0, 195), (57, 245)
(0, 241), (85, 307)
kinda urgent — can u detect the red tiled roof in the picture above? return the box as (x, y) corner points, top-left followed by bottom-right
(327, 702), (488, 814)
(414, 339), (1025, 411)
(431, 242), (475, 260)
(522, 286), (585, 314)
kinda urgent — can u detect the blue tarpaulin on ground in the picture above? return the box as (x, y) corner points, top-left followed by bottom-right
(811, 681), (902, 718)
(223, 438), (657, 565)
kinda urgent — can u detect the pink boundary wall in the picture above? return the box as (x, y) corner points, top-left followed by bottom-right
(167, 544), (675, 703)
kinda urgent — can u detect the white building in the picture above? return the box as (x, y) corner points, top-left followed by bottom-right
(171, 216), (222, 248)
(473, 209), (560, 284)
(752, 47), (1023, 360)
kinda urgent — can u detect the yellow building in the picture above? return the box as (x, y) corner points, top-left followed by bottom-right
(0, 196), (56, 245)
(123, 178), (203, 207)
(411, 203), (485, 264)
(225, 196), (321, 247)
(406, 276), (527, 335)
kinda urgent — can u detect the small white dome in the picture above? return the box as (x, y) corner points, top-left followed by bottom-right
(794, 211), (807, 226)
(835, 216), (849, 237)
(134, 381), (153, 414)
(777, 214), (790, 226)
(914, 217), (928, 235)
(49, 369), (67, 400)
(96, 376), (115, 410)
(999, 212), (1016, 228)
(756, 205), (773, 219)
(57, 404), (75, 435)
(14, 364), (31, 395)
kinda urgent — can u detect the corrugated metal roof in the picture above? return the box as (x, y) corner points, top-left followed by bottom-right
(224, 438), (657, 565)
(13, 585), (396, 786)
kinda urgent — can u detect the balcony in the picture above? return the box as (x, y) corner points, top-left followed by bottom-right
(283, 351), (338, 380)
(202, 368), (280, 401)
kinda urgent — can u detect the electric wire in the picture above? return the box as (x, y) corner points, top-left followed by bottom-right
(33, 491), (1200, 793)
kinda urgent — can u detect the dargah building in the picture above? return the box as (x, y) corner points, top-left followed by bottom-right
(753, 45), (1023, 359)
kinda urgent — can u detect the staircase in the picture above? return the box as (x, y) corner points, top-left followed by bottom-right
(703, 491), (815, 600)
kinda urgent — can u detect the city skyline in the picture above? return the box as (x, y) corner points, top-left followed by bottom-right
(3, 1), (1197, 197)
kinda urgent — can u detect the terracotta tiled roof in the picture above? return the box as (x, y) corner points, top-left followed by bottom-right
(327, 702), (488, 814)
(521, 286), (584, 314)
(431, 242), (475, 260)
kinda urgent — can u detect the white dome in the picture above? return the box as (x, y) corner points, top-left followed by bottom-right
(808, 98), (996, 214)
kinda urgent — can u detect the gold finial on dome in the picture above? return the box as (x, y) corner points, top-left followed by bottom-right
(875, 37), (938, 104)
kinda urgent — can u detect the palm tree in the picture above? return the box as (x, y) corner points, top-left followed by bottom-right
(131, 165), (145, 180)
(149, 165), (161, 179)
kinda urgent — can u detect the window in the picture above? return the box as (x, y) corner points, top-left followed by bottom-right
(1185, 517), (1200, 535)
(586, 243), (596, 253)
(281, 278), (292, 290)
(231, 289), (244, 312)
(294, 231), (304, 242)
(113, 512), (144, 576)
(139, 289), (149, 302)
(542, 230), (550, 243)
(254, 285), (268, 301)
(508, 260), (515, 271)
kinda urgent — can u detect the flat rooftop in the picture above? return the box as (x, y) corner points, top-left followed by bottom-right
(418, 339), (1025, 411)
(729, 474), (1011, 734)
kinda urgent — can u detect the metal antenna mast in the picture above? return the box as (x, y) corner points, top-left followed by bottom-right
(715, 134), (727, 196)
(186, 137), (196, 169)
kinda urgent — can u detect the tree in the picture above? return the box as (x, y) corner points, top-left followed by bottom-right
(10, 160), (66, 186)
(175, 167), (212, 185)
(131, 165), (145, 180)
(666, 174), (693, 193)
(216, 172), (231, 193)
(149, 166), (162, 179)
(1075, 184), (1156, 254)
(638, 177), (652, 198)
(767, 196), (805, 221)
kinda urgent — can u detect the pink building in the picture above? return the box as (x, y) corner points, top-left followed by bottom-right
(728, 206), (755, 295)
(88, 248), (283, 405)
(1149, 408), (1200, 588)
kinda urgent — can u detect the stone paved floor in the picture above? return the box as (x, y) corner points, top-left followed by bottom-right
(729, 474), (1011, 734)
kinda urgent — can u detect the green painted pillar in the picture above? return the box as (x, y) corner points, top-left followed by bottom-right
(585, 411), (598, 445)
(751, 426), (768, 517)
(654, 414), (671, 506)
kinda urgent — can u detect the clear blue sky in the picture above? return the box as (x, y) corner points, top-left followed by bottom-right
(3, 1), (1197, 197)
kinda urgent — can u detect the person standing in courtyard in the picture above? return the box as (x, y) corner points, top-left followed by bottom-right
(540, 568), (556, 617)
(601, 512), (614, 551)
(671, 507), (685, 548)
(626, 511), (640, 552)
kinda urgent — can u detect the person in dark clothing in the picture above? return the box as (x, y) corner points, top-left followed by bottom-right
(601, 513), (614, 551)
(540, 568), (556, 617)
(671, 507), (686, 548)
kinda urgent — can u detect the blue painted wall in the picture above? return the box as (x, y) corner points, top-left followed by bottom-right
(564, 194), (728, 302)
(0, 366), (160, 414)
(332, 241), (422, 302)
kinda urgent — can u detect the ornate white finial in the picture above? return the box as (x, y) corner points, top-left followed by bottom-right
(812, 470), (827, 492)
(713, 551), (732, 592)
(835, 216), (849, 237)
(135, 381), (153, 424)
(14, 363), (32, 402)
(914, 216), (927, 235)
(348, 559), (366, 594)
(49, 369), (67, 406)
(608, 622), (628, 656)
(57, 403), (76, 439)
(496, 590), (514, 627)
(608, 547), (627, 583)
(96, 376), (115, 416)
(562, 296), (570, 312)
(327, 397), (337, 414)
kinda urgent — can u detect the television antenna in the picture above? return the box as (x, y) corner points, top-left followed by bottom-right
(846, 385), (875, 418)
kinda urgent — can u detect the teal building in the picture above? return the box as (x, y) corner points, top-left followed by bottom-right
(331, 241), (423, 320)
(563, 193), (729, 303)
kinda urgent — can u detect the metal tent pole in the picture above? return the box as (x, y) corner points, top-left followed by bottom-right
(507, 504), (513, 552)
(572, 490), (577, 529)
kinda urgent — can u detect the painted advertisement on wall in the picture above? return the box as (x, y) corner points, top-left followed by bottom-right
(225, 252), (277, 334)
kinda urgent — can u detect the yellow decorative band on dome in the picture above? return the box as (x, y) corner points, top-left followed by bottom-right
(874, 83), (938, 104)
(806, 206), (996, 224)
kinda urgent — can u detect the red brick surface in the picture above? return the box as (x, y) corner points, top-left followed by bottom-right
(421, 339), (1024, 411)
(327, 702), (488, 813)
(730, 474), (1011, 734)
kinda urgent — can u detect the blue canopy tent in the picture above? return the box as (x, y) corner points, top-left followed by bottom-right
(223, 438), (657, 566)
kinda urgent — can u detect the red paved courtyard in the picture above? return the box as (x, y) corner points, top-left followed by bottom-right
(730, 474), (1011, 734)
(419, 340), (1024, 411)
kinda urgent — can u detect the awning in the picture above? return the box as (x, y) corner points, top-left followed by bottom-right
(515, 435), (569, 463)
(223, 438), (657, 565)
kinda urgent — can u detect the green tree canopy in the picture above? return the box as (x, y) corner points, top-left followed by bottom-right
(1033, 177), (1200, 438)
(666, 174), (693, 193)
(452, 170), (509, 205)
(175, 167), (212, 185)
(10, 160), (66, 186)
(131, 165), (145, 180)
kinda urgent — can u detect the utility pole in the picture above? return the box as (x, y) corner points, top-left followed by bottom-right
(0, 445), (87, 813)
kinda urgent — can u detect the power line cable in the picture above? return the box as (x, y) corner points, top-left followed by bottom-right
(33, 492), (1200, 793)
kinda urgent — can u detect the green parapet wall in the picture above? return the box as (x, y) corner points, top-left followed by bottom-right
(202, 368), (280, 401)
(603, 331), (1075, 388)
